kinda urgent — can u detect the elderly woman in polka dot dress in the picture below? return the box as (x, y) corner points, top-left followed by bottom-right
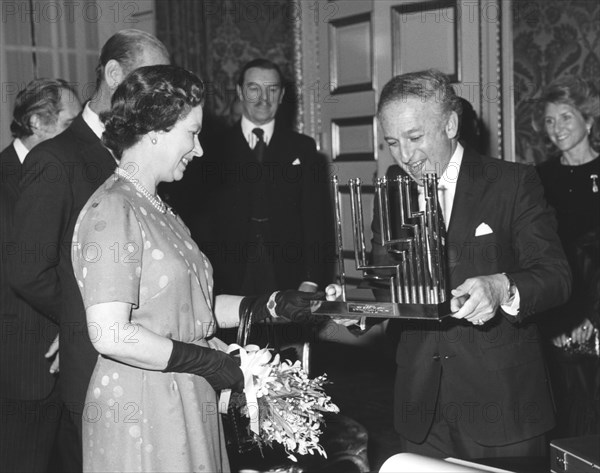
(72, 65), (335, 473)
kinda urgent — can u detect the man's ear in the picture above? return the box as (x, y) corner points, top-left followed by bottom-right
(445, 111), (459, 140)
(278, 85), (285, 104)
(236, 84), (244, 102)
(103, 59), (125, 90)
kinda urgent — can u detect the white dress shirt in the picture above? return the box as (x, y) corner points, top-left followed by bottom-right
(13, 138), (29, 163)
(82, 101), (105, 140)
(241, 116), (275, 149)
(83, 102), (119, 162)
(417, 143), (464, 229)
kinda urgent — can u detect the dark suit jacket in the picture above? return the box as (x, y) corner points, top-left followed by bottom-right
(10, 114), (116, 413)
(186, 121), (334, 295)
(372, 147), (571, 446)
(0, 143), (58, 400)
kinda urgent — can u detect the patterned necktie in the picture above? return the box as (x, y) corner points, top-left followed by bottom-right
(252, 128), (266, 163)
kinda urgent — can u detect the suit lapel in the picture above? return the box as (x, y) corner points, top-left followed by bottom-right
(265, 128), (292, 165)
(265, 128), (280, 163)
(447, 148), (486, 276)
(232, 122), (254, 162)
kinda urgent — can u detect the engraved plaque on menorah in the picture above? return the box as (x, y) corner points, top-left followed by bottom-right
(311, 174), (451, 320)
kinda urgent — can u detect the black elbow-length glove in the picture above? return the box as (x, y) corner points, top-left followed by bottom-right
(162, 340), (244, 392)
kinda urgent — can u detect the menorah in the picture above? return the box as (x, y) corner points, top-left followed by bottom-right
(311, 173), (451, 320)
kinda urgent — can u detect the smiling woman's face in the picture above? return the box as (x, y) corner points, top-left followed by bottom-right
(544, 102), (590, 154)
(157, 105), (203, 183)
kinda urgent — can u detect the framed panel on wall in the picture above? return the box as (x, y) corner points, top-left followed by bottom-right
(329, 12), (373, 95)
(331, 116), (376, 161)
(392, 0), (461, 83)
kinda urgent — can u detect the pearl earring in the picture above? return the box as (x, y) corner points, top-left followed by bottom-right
(151, 138), (157, 144)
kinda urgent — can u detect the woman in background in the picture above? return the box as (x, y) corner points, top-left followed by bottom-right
(535, 74), (600, 437)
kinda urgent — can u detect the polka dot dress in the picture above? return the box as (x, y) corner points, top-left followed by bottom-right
(72, 176), (230, 472)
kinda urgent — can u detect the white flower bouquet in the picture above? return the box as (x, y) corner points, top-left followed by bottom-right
(219, 344), (339, 462)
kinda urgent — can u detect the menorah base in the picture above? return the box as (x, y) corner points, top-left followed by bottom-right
(310, 300), (451, 320)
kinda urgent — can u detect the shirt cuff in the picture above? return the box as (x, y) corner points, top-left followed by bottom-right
(501, 287), (520, 316)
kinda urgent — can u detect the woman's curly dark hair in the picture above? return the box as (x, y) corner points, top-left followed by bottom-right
(101, 65), (204, 158)
(532, 75), (600, 156)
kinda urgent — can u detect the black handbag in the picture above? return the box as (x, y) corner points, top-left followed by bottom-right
(560, 228), (600, 358)
(560, 328), (600, 358)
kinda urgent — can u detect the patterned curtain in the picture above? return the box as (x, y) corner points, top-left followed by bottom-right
(512, 0), (600, 164)
(155, 0), (210, 79)
(155, 0), (297, 131)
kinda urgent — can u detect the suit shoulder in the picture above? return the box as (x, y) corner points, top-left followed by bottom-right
(218, 122), (243, 138)
(22, 130), (80, 168)
(474, 154), (538, 185)
(216, 125), (240, 139)
(0, 143), (17, 162)
(284, 130), (317, 147)
(202, 125), (242, 154)
(477, 153), (527, 169)
(278, 130), (320, 162)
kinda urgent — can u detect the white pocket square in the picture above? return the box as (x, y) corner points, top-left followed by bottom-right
(475, 223), (493, 236)
(292, 158), (301, 165)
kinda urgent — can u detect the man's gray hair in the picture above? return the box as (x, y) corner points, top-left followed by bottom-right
(377, 69), (462, 120)
(94, 29), (169, 89)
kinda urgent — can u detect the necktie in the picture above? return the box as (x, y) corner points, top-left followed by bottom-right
(252, 128), (266, 163)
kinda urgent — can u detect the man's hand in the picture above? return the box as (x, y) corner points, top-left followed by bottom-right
(322, 284), (357, 326)
(325, 284), (342, 301)
(45, 335), (59, 374)
(450, 274), (509, 326)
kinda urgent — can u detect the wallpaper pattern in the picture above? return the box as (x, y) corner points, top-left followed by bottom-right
(156, 1), (599, 163)
(512, 0), (600, 164)
(156, 0), (296, 130)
